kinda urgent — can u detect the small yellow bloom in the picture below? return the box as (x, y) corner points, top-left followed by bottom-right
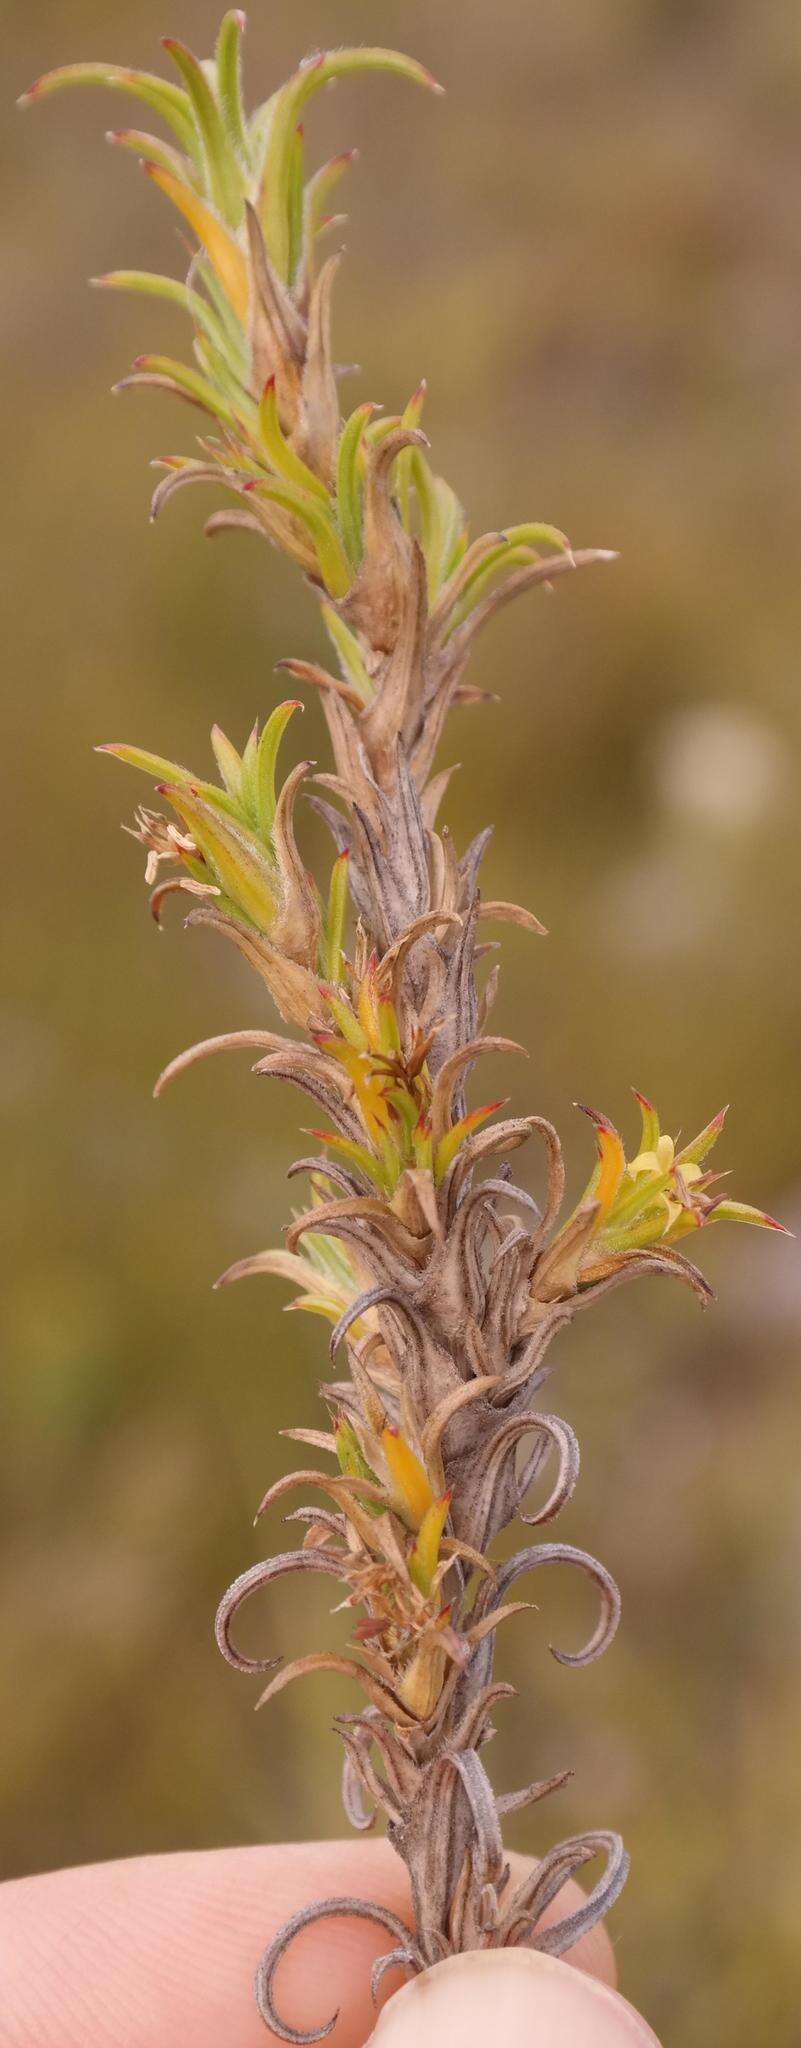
(381, 1426), (435, 1530)
(565, 1093), (786, 1269)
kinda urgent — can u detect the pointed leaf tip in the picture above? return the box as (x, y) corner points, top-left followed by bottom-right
(575, 1102), (620, 1137)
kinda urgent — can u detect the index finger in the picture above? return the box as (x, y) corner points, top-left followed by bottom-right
(0, 1838), (619, 2047)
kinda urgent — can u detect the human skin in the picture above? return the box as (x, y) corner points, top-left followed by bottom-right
(0, 1838), (660, 2046)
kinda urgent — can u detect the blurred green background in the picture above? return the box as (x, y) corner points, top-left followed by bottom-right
(4, 1), (801, 2040)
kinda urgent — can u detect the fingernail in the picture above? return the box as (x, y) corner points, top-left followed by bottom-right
(368, 1949), (661, 2046)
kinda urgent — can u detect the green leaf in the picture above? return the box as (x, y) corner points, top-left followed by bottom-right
(258, 377), (330, 503)
(443, 518), (468, 584)
(105, 127), (190, 179)
(335, 1419), (383, 1510)
(313, 1130), (388, 1192)
(98, 741), (241, 819)
(362, 412), (402, 447)
(504, 520), (571, 554)
(323, 991), (365, 1049)
(94, 268), (245, 380)
(249, 477), (353, 598)
(677, 1110), (728, 1169)
(161, 38), (243, 223)
(209, 725), (243, 799)
(433, 1101), (502, 1182)
(304, 149), (356, 246)
(305, 1236), (359, 1295)
(19, 63), (198, 157)
(603, 1167), (672, 1236)
(322, 851), (350, 982)
(708, 1200), (784, 1230)
(397, 383), (426, 530)
(126, 352), (238, 426)
(98, 741), (195, 786)
(633, 1091), (661, 1155)
(449, 522), (572, 626)
(215, 10), (251, 166)
(321, 603), (374, 703)
(92, 270), (232, 356)
(191, 331), (251, 414)
(257, 700), (302, 838)
(411, 453), (464, 597)
(606, 1204), (674, 1251)
(192, 255), (248, 353)
(163, 785), (278, 929)
(259, 46), (442, 280)
(336, 402), (374, 565)
(238, 722), (260, 826)
(287, 124), (305, 286)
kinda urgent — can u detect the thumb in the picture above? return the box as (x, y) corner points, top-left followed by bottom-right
(367, 1948), (662, 2047)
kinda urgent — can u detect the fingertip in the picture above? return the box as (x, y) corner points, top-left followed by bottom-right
(366, 1949), (661, 2047)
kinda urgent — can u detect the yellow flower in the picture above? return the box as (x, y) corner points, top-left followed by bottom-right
(574, 1093), (787, 1258)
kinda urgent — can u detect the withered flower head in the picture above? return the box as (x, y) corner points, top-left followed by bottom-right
(25, 19), (789, 2042)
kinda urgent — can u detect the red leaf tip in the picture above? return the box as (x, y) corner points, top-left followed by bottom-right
(575, 1102), (619, 1137)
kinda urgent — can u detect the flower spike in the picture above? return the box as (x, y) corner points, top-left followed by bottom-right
(30, 20), (789, 2040)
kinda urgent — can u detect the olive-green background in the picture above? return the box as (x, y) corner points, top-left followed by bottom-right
(4, 2), (801, 2040)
